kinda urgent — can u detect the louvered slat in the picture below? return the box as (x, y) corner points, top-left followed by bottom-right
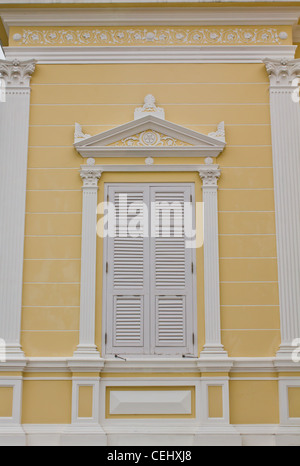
(114, 191), (145, 288)
(114, 296), (143, 347)
(154, 191), (186, 288)
(156, 296), (186, 346)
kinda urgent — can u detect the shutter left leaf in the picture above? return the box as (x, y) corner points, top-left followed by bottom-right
(106, 186), (149, 355)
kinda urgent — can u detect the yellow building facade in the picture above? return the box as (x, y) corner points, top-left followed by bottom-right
(0, 0), (300, 446)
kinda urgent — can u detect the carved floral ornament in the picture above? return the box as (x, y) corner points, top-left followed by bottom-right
(13, 27), (289, 47)
(0, 59), (36, 88)
(108, 130), (192, 148)
(264, 58), (300, 87)
(80, 158), (103, 188)
(199, 159), (221, 188)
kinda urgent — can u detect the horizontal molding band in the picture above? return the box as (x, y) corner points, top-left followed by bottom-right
(4, 45), (297, 64)
(1, 357), (299, 374)
(1, 6), (300, 30)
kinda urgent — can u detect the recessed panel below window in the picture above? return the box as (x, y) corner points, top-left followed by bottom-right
(106, 386), (195, 419)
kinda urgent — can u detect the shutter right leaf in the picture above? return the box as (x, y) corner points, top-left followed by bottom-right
(150, 186), (194, 355)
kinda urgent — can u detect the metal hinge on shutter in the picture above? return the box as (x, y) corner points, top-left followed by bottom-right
(191, 262), (194, 274)
(105, 333), (107, 345)
(192, 333), (195, 345)
(106, 262), (108, 273)
(190, 194), (193, 203)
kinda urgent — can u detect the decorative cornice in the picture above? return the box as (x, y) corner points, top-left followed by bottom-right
(74, 114), (226, 159)
(1, 7), (299, 31)
(4, 45), (297, 65)
(80, 159), (102, 189)
(264, 57), (300, 87)
(198, 159), (221, 188)
(0, 58), (36, 88)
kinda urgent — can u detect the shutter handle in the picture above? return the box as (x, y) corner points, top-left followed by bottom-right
(115, 354), (127, 361)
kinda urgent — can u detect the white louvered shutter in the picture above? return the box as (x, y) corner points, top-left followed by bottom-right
(106, 186), (150, 355)
(150, 186), (194, 355)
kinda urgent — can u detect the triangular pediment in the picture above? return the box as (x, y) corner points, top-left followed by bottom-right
(74, 96), (226, 158)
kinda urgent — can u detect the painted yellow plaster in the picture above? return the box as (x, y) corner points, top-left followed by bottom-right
(219, 235), (277, 258)
(288, 388), (300, 418)
(221, 306), (280, 331)
(23, 260), (81, 283)
(0, 388), (13, 418)
(78, 386), (93, 418)
(22, 380), (72, 424)
(222, 330), (280, 357)
(229, 380), (279, 424)
(30, 63), (268, 84)
(100, 372), (200, 378)
(230, 373), (277, 378)
(208, 386), (223, 418)
(30, 83), (270, 105)
(23, 372), (71, 378)
(0, 17), (8, 46)
(21, 331), (78, 357)
(23, 61), (279, 361)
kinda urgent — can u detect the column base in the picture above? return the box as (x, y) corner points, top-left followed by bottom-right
(4, 344), (26, 359)
(0, 345), (27, 371)
(200, 345), (228, 359)
(275, 344), (300, 370)
(72, 344), (102, 359)
(68, 355), (104, 372)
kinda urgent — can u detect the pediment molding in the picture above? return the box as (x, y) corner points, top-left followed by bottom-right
(74, 97), (226, 159)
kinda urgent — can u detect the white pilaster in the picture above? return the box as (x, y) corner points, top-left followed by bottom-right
(199, 159), (227, 358)
(73, 159), (103, 359)
(264, 58), (300, 360)
(0, 59), (35, 362)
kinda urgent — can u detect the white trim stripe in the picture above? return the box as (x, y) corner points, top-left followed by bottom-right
(4, 45), (297, 64)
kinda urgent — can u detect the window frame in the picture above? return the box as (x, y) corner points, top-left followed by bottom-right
(102, 182), (198, 359)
